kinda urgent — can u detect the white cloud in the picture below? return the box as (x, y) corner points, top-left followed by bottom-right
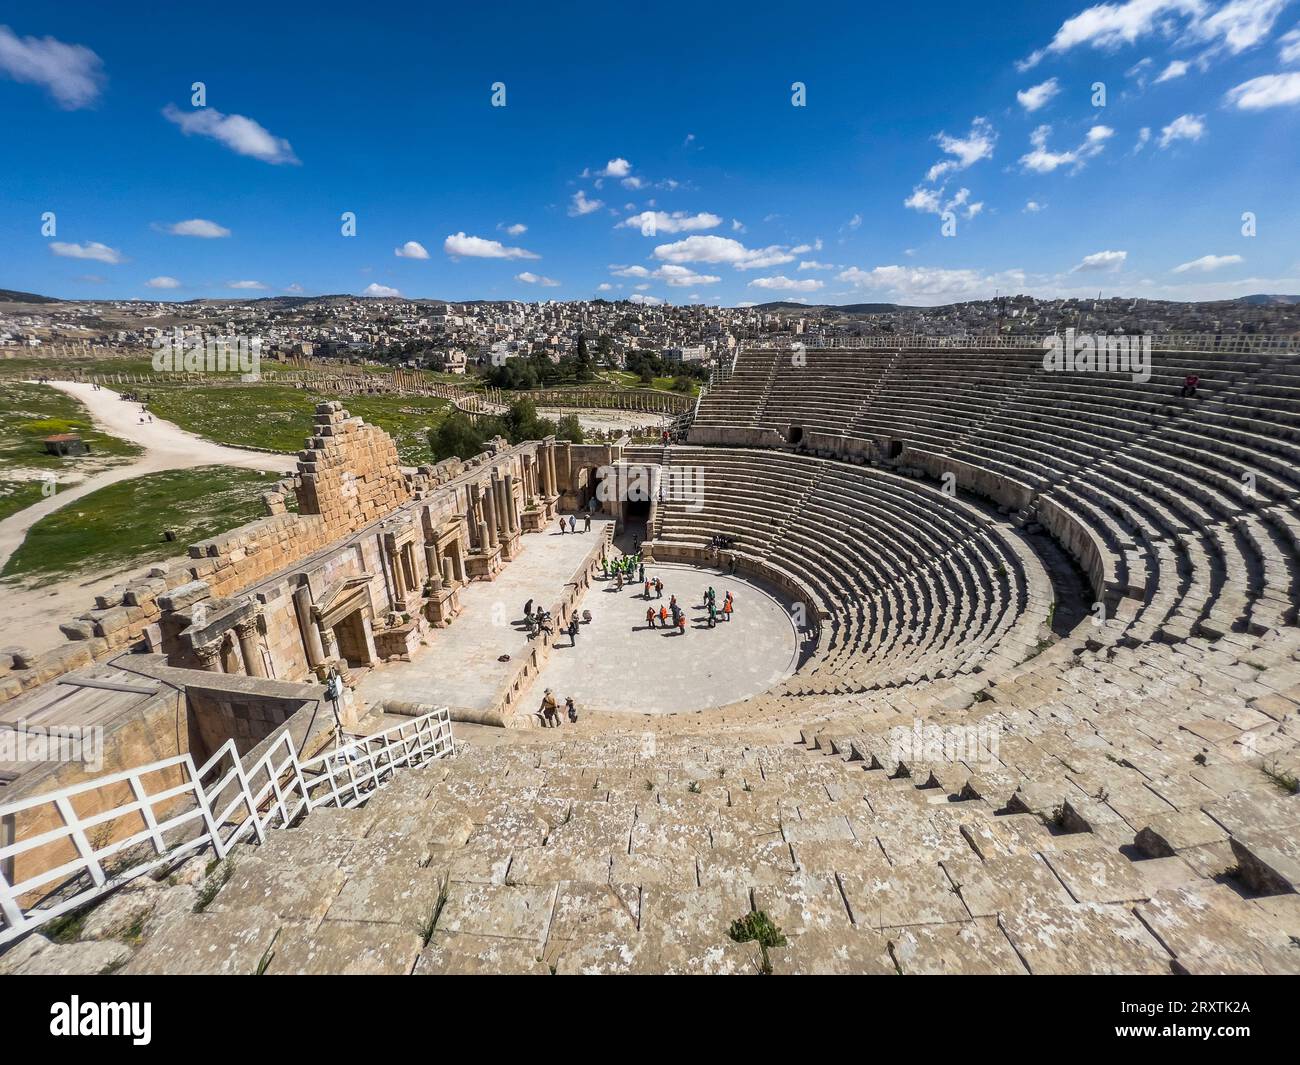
(619, 211), (722, 235)
(227, 279), (268, 290)
(1158, 112), (1206, 146)
(362, 283), (400, 297)
(1192, 0), (1289, 55)
(515, 271), (560, 286)
(652, 235), (795, 270)
(50, 241), (123, 264)
(924, 117), (996, 182)
(904, 187), (942, 213)
(621, 176), (646, 190)
(500, 222), (528, 236)
(163, 104), (298, 165)
(1072, 249), (1128, 272)
(596, 282), (613, 292)
(1155, 58), (1190, 81)
(145, 276), (181, 289)
(394, 240), (430, 259)
(284, 283), (304, 294)
(1225, 70), (1300, 107)
(731, 218), (746, 232)
(1135, 126), (1153, 150)
(837, 264), (1028, 304)
(1018, 0), (1203, 70)
(0, 26), (105, 109)
(609, 263), (720, 287)
(568, 189), (603, 216)
(628, 293), (664, 305)
(1017, 77), (1061, 112)
(1173, 253), (1244, 271)
(1280, 26), (1300, 61)
(163, 218), (230, 238)
(798, 260), (834, 270)
(443, 232), (539, 259)
(1019, 123), (1114, 173)
(905, 185), (984, 219)
(589, 158), (631, 178)
(1024, 200), (1047, 212)
(1021, 0), (1284, 69)
(749, 276), (825, 293)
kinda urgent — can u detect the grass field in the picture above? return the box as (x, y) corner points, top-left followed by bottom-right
(1, 465), (288, 584)
(142, 383), (451, 466)
(0, 383), (142, 522)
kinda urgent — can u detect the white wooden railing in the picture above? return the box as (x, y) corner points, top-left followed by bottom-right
(0, 706), (452, 946)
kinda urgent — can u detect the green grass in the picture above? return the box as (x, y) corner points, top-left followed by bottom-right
(604, 371), (700, 395)
(0, 382), (141, 522)
(142, 384), (451, 466)
(2, 465), (288, 584)
(0, 354), (160, 378)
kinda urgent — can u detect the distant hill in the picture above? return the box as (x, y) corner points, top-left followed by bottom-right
(0, 289), (61, 304)
(1236, 294), (1300, 305)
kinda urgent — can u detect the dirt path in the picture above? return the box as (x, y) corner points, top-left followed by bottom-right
(0, 382), (294, 655)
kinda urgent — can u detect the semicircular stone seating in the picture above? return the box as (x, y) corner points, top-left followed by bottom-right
(33, 344), (1300, 976)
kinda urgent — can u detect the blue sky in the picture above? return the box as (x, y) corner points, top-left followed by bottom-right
(2, 0), (1298, 306)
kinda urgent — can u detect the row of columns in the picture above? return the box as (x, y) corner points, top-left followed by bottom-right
(193, 615), (267, 678)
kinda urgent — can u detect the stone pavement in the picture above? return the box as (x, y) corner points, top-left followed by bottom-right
(357, 519), (611, 711)
(530, 562), (800, 715)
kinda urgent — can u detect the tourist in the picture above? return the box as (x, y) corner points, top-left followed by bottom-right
(559, 517), (567, 534)
(644, 580), (652, 599)
(569, 514), (577, 533)
(723, 596), (733, 623)
(582, 609), (592, 624)
(707, 602), (716, 628)
(616, 572), (623, 591)
(646, 606), (657, 629)
(676, 613), (687, 635)
(654, 578), (663, 599)
(1181, 373), (1200, 399)
(601, 559), (609, 579)
(659, 605), (669, 626)
(639, 562), (646, 583)
(584, 512), (592, 532)
(566, 696), (578, 724)
(539, 688), (560, 727)
(568, 617), (580, 645)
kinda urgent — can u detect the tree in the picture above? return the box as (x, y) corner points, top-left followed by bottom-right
(554, 413), (585, 443)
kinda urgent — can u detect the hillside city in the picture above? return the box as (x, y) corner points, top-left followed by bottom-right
(2, 293), (1298, 375)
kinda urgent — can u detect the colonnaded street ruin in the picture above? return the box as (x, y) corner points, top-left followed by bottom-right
(1, 334), (1298, 977)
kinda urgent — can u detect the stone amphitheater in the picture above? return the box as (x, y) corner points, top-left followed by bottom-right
(2, 339), (1298, 976)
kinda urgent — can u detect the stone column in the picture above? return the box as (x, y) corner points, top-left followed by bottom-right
(292, 585), (325, 669)
(234, 618), (267, 678)
(424, 542), (443, 590)
(547, 446), (558, 497)
(194, 641), (224, 673)
(494, 474), (511, 535)
(504, 472), (518, 532)
(466, 485), (482, 549)
(482, 479), (500, 548)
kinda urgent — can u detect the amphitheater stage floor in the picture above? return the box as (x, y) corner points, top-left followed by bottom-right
(355, 519), (612, 712)
(529, 561), (800, 716)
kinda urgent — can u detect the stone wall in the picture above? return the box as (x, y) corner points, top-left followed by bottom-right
(0, 403), (557, 705)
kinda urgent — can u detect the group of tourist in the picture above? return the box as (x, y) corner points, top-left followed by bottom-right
(537, 687), (578, 727)
(602, 549), (644, 591)
(558, 513), (592, 534)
